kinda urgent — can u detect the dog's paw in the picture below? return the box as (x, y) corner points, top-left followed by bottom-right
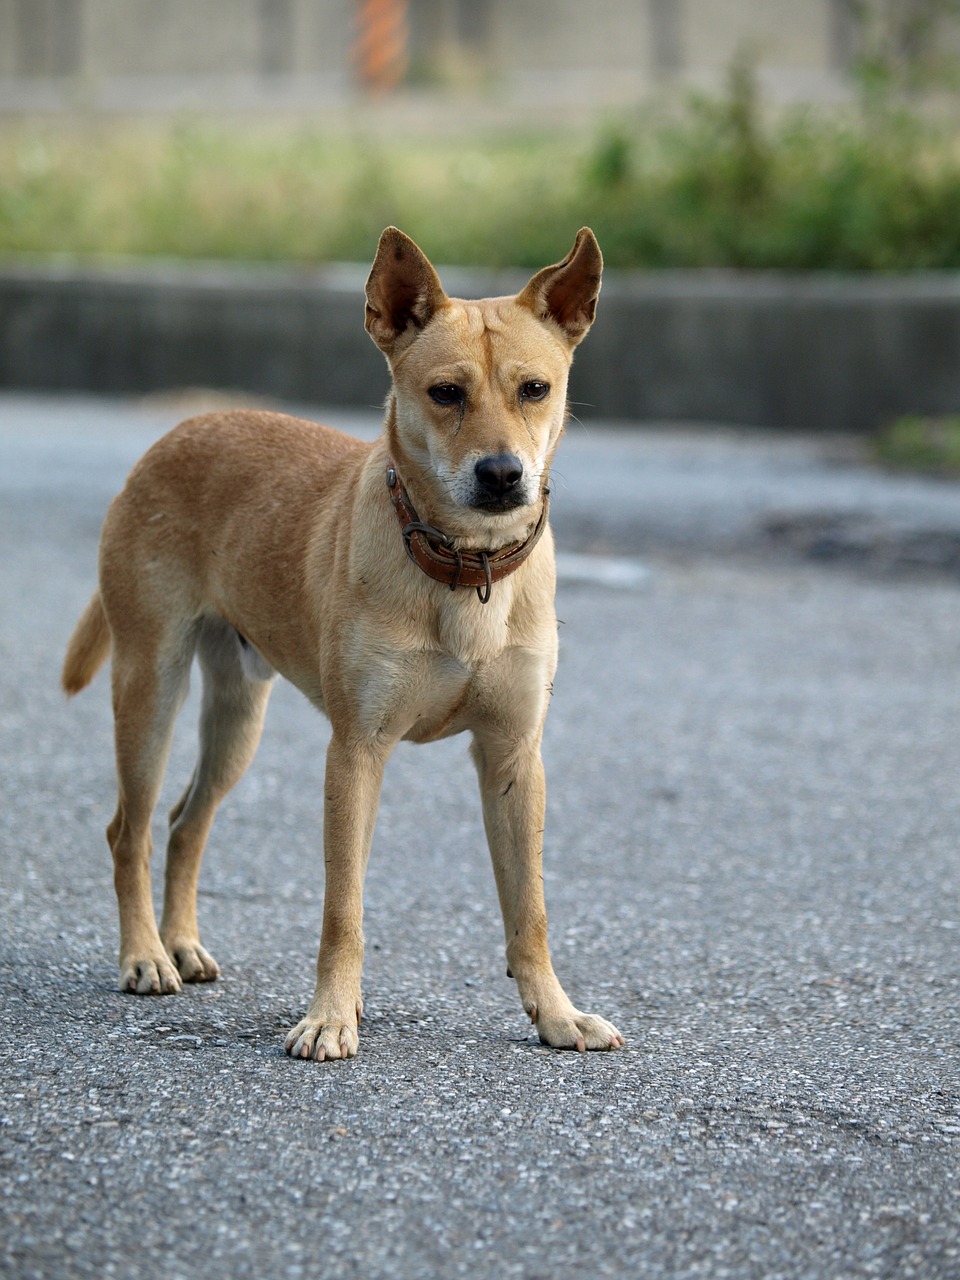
(529, 1004), (624, 1052)
(284, 1008), (361, 1062)
(163, 937), (220, 984)
(119, 954), (183, 996)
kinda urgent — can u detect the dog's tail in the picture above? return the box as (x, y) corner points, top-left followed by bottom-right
(62, 592), (111, 696)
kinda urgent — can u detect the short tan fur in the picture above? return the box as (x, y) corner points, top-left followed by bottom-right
(62, 227), (623, 1060)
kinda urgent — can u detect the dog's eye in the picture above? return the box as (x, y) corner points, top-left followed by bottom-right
(429, 384), (465, 407)
(520, 381), (550, 402)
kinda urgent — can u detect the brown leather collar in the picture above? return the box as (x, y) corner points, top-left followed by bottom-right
(386, 464), (549, 603)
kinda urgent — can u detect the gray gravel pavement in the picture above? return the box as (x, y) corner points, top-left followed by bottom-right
(1, 394), (958, 1279)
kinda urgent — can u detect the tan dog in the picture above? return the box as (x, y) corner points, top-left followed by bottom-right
(62, 227), (624, 1060)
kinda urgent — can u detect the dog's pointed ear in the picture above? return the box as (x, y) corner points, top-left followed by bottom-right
(516, 228), (603, 347)
(365, 227), (447, 356)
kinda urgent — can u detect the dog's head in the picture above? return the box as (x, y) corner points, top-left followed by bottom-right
(365, 227), (602, 549)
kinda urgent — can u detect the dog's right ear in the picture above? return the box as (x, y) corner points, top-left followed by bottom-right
(365, 227), (447, 357)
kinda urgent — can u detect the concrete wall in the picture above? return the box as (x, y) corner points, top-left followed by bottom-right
(0, 0), (869, 110)
(0, 0), (350, 78)
(83, 0), (352, 77)
(4, 261), (960, 431)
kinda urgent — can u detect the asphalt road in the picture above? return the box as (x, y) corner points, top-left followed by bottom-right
(1, 393), (958, 1279)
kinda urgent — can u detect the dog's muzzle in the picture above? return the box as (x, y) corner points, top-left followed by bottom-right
(471, 453), (527, 511)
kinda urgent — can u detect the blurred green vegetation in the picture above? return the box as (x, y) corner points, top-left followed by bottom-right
(874, 414), (960, 474)
(5, 67), (960, 269)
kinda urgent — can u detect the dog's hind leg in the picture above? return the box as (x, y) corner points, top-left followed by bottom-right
(108, 629), (196, 995)
(161, 618), (274, 983)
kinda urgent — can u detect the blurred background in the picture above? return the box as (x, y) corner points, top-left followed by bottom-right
(4, 0), (960, 445)
(3, 0), (960, 267)
(0, 0), (900, 114)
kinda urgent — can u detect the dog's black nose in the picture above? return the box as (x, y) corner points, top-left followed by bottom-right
(475, 453), (524, 497)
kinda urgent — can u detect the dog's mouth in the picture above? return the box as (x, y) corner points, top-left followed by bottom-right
(469, 491), (530, 514)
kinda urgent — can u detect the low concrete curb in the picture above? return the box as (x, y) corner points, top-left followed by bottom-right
(4, 261), (960, 429)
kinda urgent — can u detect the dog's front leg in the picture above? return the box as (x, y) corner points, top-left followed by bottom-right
(472, 729), (624, 1052)
(285, 734), (387, 1061)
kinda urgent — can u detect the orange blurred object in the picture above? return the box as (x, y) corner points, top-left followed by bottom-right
(354, 0), (409, 96)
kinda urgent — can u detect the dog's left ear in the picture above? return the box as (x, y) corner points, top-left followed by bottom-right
(516, 228), (603, 347)
(365, 227), (447, 357)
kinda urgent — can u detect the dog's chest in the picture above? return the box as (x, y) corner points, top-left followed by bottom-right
(344, 589), (519, 743)
(402, 651), (476, 743)
(355, 647), (473, 744)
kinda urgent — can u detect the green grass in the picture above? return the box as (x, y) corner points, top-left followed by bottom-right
(5, 76), (960, 270)
(873, 415), (960, 475)
(0, 123), (584, 267)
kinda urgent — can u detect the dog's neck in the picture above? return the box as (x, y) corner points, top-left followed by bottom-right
(385, 463), (549, 603)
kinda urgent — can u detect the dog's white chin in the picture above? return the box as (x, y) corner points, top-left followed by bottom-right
(449, 502), (543, 552)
